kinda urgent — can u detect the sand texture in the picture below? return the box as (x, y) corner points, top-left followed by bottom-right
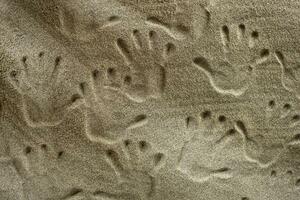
(0, 0), (300, 199)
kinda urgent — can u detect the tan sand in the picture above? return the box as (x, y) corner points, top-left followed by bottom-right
(0, 0), (300, 199)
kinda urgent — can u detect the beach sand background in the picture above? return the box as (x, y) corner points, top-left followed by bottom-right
(0, 0), (300, 199)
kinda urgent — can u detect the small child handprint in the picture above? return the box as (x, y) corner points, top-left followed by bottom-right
(114, 29), (175, 103)
(9, 52), (82, 127)
(105, 139), (166, 199)
(193, 23), (270, 96)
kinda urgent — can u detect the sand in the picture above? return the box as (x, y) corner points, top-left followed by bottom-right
(0, 0), (300, 199)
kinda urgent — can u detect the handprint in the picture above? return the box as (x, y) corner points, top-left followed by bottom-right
(105, 139), (166, 200)
(177, 110), (239, 182)
(235, 99), (300, 168)
(274, 51), (300, 99)
(78, 69), (149, 144)
(234, 120), (284, 168)
(9, 52), (82, 127)
(193, 23), (270, 96)
(114, 29), (175, 103)
(13, 141), (75, 200)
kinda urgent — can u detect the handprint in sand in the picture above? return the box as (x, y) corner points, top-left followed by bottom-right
(105, 139), (166, 200)
(193, 23), (270, 96)
(114, 29), (175, 103)
(78, 68), (149, 144)
(9, 52), (82, 127)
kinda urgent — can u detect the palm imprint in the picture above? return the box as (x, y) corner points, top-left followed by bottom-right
(105, 139), (166, 200)
(193, 23), (270, 96)
(79, 69), (149, 144)
(114, 29), (175, 103)
(177, 111), (240, 182)
(9, 52), (81, 127)
(235, 100), (300, 168)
